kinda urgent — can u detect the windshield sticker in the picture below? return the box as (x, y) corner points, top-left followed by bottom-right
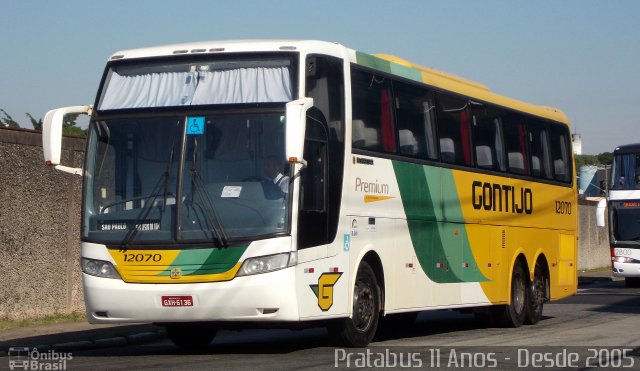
(186, 117), (205, 135)
(221, 186), (242, 198)
(97, 220), (160, 231)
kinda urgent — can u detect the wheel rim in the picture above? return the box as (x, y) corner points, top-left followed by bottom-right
(532, 269), (545, 309)
(353, 279), (375, 332)
(513, 269), (526, 315)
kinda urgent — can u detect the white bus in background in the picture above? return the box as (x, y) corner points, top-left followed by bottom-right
(597, 143), (640, 287)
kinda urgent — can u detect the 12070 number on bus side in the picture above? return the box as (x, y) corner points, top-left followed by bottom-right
(555, 201), (572, 215)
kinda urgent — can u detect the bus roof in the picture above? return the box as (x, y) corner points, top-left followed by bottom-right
(108, 39), (569, 125)
(108, 39), (346, 61)
(613, 143), (640, 154)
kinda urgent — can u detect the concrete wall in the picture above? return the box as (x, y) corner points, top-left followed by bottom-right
(577, 199), (611, 271)
(0, 127), (612, 319)
(0, 128), (85, 320)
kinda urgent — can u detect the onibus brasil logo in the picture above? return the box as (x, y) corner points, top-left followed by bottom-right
(8, 347), (72, 370)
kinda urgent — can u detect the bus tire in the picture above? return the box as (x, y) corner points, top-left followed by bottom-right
(525, 261), (546, 325)
(495, 259), (527, 328)
(328, 262), (380, 347)
(166, 324), (217, 349)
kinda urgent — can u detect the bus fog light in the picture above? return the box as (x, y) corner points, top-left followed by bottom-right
(81, 258), (121, 279)
(237, 252), (295, 277)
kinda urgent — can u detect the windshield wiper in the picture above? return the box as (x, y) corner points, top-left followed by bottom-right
(188, 167), (229, 247)
(119, 127), (179, 248)
(119, 171), (170, 248)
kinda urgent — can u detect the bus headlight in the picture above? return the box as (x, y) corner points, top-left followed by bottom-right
(81, 258), (121, 279)
(237, 252), (296, 277)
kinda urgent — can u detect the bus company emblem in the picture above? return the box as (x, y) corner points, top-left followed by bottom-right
(353, 156), (374, 165)
(170, 267), (182, 279)
(310, 272), (342, 311)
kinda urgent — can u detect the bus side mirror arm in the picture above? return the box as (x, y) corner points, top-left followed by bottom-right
(596, 198), (607, 227)
(43, 105), (92, 176)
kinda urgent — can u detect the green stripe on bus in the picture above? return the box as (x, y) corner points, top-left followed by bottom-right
(157, 246), (247, 276)
(389, 63), (422, 82)
(355, 52), (422, 83)
(355, 52), (392, 74)
(393, 161), (488, 283)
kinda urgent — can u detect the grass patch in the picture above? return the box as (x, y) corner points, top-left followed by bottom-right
(579, 266), (611, 273)
(0, 312), (86, 331)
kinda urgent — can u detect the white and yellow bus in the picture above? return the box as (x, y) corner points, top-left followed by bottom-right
(43, 40), (577, 348)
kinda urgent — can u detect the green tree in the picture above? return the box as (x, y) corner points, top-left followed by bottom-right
(597, 152), (613, 165)
(575, 154), (599, 168)
(24, 111), (87, 137)
(62, 113), (87, 137)
(26, 113), (42, 130)
(0, 109), (20, 128)
(62, 125), (87, 137)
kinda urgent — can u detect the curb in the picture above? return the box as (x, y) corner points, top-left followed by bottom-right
(0, 330), (165, 357)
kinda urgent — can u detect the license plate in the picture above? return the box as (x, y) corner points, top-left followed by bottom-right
(161, 295), (193, 307)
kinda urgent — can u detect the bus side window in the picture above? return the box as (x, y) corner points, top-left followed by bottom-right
(298, 109), (329, 249)
(503, 116), (529, 175)
(436, 94), (471, 166)
(393, 80), (437, 160)
(306, 55), (344, 143)
(471, 106), (505, 171)
(549, 124), (571, 182)
(351, 68), (395, 153)
(305, 55), (344, 247)
(528, 123), (551, 179)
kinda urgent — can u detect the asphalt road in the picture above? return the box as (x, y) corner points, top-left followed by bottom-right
(18, 278), (639, 371)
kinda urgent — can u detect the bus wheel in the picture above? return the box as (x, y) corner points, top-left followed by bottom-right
(525, 262), (546, 325)
(495, 260), (527, 327)
(328, 262), (380, 347)
(165, 324), (217, 349)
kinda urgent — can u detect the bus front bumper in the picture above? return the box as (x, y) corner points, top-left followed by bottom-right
(83, 267), (299, 323)
(612, 261), (640, 277)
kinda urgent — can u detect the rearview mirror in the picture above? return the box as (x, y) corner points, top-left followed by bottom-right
(285, 98), (313, 166)
(43, 105), (92, 175)
(596, 198), (607, 227)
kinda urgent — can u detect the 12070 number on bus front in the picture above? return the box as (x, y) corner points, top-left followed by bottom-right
(123, 253), (162, 263)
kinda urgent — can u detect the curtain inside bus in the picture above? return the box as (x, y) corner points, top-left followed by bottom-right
(99, 67), (292, 109)
(614, 154), (637, 189)
(380, 89), (396, 152)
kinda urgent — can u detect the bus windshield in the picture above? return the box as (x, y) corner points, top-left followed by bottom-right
(611, 152), (640, 190)
(611, 201), (640, 242)
(83, 112), (290, 245)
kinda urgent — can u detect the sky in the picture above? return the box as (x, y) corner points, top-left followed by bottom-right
(1, 0), (638, 155)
